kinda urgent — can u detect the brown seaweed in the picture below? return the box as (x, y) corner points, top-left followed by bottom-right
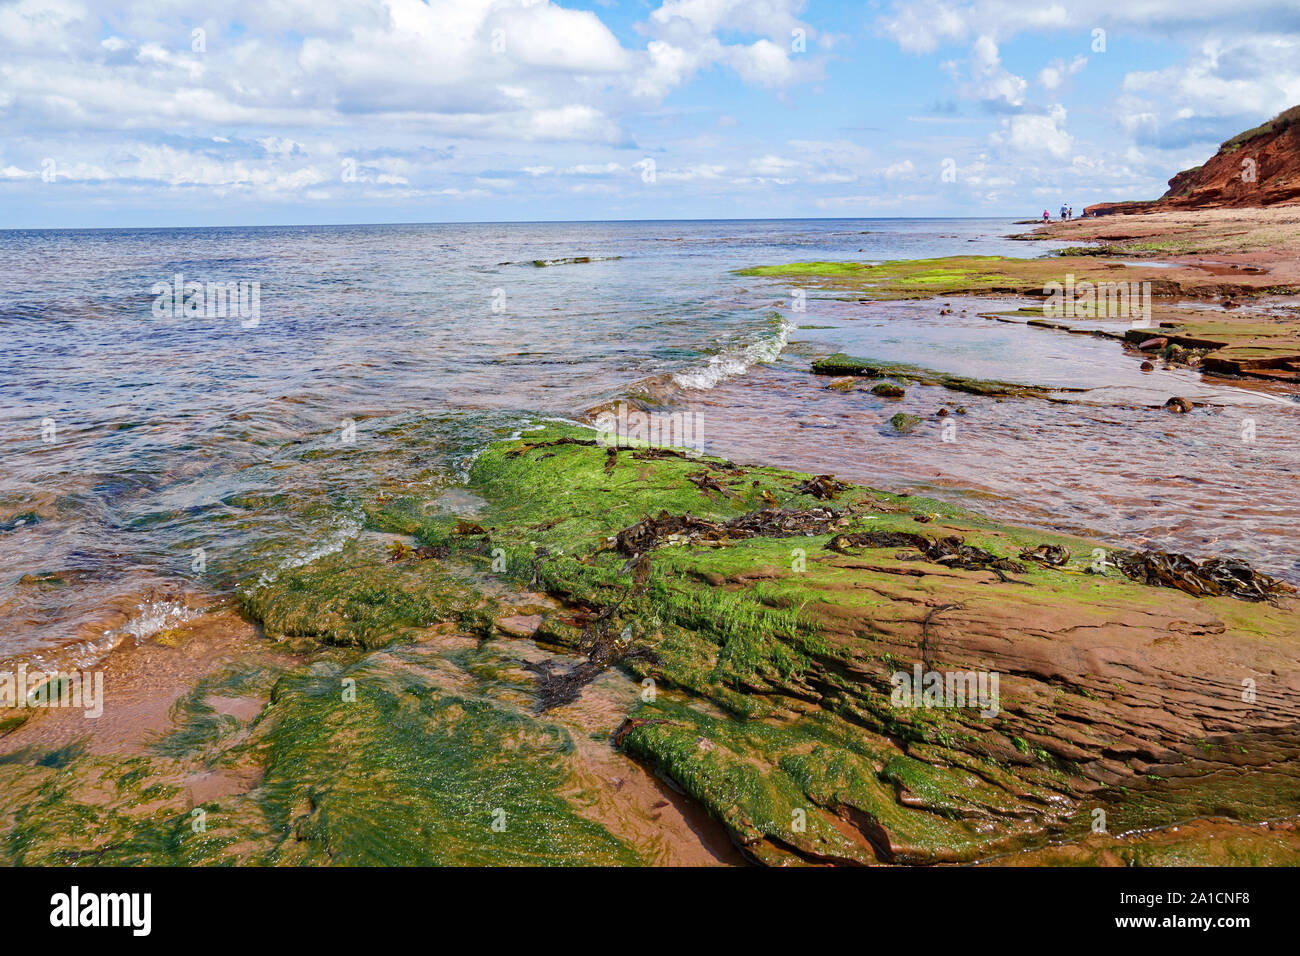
(613, 506), (847, 559)
(1019, 544), (1070, 566)
(826, 531), (1026, 574)
(386, 541), (450, 562)
(1115, 549), (1295, 602)
(794, 474), (848, 500)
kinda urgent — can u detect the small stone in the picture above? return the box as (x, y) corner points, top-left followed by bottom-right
(887, 412), (923, 434)
(496, 614), (543, 637)
(1139, 336), (1168, 351)
(871, 381), (906, 398)
(1140, 361), (1155, 371)
(1164, 397), (1193, 414)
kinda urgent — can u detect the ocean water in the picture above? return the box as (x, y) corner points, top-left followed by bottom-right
(1, 218), (1295, 667)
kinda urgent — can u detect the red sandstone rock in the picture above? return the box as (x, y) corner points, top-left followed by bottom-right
(1088, 106), (1300, 216)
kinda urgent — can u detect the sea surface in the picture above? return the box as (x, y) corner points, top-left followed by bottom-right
(1, 218), (1297, 668)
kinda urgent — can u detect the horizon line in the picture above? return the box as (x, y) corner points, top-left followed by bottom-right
(1, 213), (1051, 233)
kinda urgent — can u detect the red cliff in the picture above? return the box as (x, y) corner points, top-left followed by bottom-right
(1087, 105), (1300, 216)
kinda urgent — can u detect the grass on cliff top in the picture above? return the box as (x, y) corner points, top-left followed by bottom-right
(1221, 105), (1300, 152)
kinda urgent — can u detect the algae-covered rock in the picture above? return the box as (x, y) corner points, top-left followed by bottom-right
(813, 353), (1055, 398)
(244, 652), (639, 865)
(887, 412), (923, 434)
(241, 548), (495, 649)
(454, 424), (1300, 865)
(871, 381), (906, 398)
(0, 638), (642, 866)
(6, 419), (1298, 867)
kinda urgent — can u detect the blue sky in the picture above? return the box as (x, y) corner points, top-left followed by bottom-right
(2, 0), (1299, 227)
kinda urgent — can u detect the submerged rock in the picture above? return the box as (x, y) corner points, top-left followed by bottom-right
(812, 353), (1056, 399)
(887, 412), (923, 434)
(871, 381), (906, 398)
(496, 613), (543, 637)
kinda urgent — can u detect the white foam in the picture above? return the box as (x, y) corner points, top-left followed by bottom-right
(672, 317), (794, 391)
(250, 512), (364, 591)
(116, 599), (200, 641)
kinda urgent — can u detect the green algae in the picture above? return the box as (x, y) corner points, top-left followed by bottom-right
(0, 753), (192, 866)
(4, 417), (1297, 867)
(736, 256), (1027, 299)
(0, 713), (30, 735)
(242, 547), (496, 649)
(736, 254), (1170, 301)
(242, 652), (639, 866)
(0, 634), (642, 866)
(812, 353), (1056, 398)
(887, 412), (923, 434)
(447, 425), (1299, 863)
(152, 660), (283, 762)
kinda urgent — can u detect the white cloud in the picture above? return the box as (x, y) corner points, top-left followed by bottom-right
(658, 163), (727, 182)
(964, 36), (1026, 108)
(724, 38), (799, 87)
(992, 103), (1074, 159)
(748, 154), (800, 176)
(1038, 54), (1087, 90)
(1122, 34), (1300, 118)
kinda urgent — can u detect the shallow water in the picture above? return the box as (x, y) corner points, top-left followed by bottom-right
(1, 218), (1295, 668)
(671, 294), (1300, 579)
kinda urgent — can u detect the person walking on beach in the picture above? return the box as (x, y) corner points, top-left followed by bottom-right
(1060, 204), (1067, 220)
(1043, 209), (1050, 222)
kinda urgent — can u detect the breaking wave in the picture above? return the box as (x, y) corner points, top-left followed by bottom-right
(671, 315), (794, 390)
